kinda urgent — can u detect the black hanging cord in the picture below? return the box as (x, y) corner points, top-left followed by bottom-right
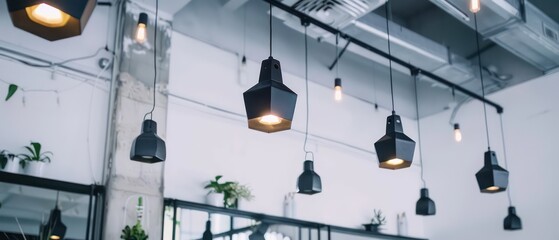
(413, 73), (426, 188)
(302, 24), (313, 161)
(385, 1), (395, 113)
(269, 3), (273, 57)
(499, 114), (513, 206)
(474, 13), (491, 149)
(144, 0), (159, 120)
(335, 33), (339, 77)
(243, 4), (247, 56)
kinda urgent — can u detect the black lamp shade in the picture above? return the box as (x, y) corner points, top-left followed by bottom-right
(475, 150), (508, 193)
(138, 12), (148, 25)
(297, 160), (322, 195)
(130, 120), (166, 163)
(243, 57), (297, 133)
(416, 188), (436, 216)
(42, 207), (66, 239)
(334, 78), (342, 88)
(202, 220), (212, 240)
(7, 0), (97, 41)
(374, 113), (416, 169)
(504, 206), (522, 230)
(249, 223), (269, 240)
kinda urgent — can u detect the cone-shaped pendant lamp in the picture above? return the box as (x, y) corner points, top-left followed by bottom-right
(130, 0), (166, 163)
(297, 22), (321, 195)
(6, 0), (96, 41)
(472, 13), (508, 193)
(374, 1), (415, 170)
(202, 219), (213, 240)
(243, 4), (297, 133)
(412, 71), (435, 216)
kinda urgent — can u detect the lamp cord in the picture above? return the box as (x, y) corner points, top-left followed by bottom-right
(499, 114), (513, 206)
(385, 1), (395, 112)
(413, 73), (426, 188)
(243, 4), (247, 56)
(335, 33), (339, 77)
(269, 3), (273, 57)
(474, 13), (491, 149)
(144, 0), (159, 120)
(303, 25), (314, 161)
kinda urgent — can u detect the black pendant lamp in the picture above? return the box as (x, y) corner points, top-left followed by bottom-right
(334, 33), (343, 102)
(297, 21), (322, 195)
(412, 71), (436, 216)
(243, 4), (297, 133)
(471, 12), (508, 193)
(7, 0), (96, 41)
(202, 214), (213, 240)
(130, 0), (166, 163)
(374, 1), (415, 170)
(498, 114), (522, 230)
(249, 223), (269, 240)
(42, 192), (66, 240)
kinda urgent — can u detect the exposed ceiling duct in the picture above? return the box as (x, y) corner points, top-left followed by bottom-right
(430, 0), (559, 73)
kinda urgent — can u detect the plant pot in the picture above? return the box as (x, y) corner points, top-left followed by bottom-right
(206, 192), (225, 207)
(1, 155), (21, 174)
(24, 161), (46, 177)
(363, 223), (382, 233)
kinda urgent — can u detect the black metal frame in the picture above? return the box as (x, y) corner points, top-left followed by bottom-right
(164, 199), (427, 240)
(262, 0), (504, 114)
(0, 171), (105, 240)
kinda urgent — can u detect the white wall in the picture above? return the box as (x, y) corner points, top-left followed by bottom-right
(165, 32), (429, 238)
(421, 71), (559, 239)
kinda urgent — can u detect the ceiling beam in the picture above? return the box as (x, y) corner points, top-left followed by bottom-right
(261, 0), (504, 114)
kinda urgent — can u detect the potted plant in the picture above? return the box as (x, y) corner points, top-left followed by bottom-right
(121, 221), (148, 240)
(204, 175), (254, 208)
(0, 150), (20, 173)
(18, 142), (52, 177)
(363, 209), (386, 233)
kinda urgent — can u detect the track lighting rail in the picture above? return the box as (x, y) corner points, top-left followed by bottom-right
(262, 0), (504, 114)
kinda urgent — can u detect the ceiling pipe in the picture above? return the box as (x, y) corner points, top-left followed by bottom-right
(262, 0), (504, 114)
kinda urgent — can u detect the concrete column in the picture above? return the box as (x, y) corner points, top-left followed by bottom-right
(102, 4), (172, 239)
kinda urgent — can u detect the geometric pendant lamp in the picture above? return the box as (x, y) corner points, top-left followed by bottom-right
(504, 206), (522, 230)
(243, 3), (297, 133)
(374, 1), (415, 170)
(42, 206), (67, 239)
(6, 0), (97, 41)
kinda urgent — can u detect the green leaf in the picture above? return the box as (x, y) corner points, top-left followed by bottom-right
(31, 142), (41, 158)
(5, 84), (17, 101)
(215, 175), (222, 181)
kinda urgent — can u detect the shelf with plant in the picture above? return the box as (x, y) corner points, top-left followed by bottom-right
(204, 175), (254, 208)
(363, 209), (386, 233)
(18, 142), (52, 176)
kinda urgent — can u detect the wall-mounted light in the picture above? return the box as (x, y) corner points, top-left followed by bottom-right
(243, 3), (297, 133)
(454, 123), (462, 142)
(135, 12), (148, 43)
(6, 0), (97, 41)
(374, 1), (415, 170)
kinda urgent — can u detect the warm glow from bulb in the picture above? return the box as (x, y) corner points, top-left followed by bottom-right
(334, 86), (342, 101)
(258, 115), (282, 125)
(136, 23), (147, 43)
(470, 0), (481, 13)
(454, 129), (462, 142)
(486, 186), (500, 191)
(25, 3), (71, 28)
(141, 156), (154, 159)
(386, 158), (405, 166)
(50, 236), (61, 240)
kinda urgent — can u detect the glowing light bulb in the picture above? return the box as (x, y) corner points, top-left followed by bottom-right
(334, 86), (342, 101)
(470, 0), (481, 13)
(454, 123), (462, 142)
(26, 3), (70, 28)
(486, 186), (500, 191)
(334, 78), (342, 102)
(386, 158), (404, 166)
(50, 235), (61, 240)
(259, 115), (282, 125)
(136, 13), (148, 43)
(136, 23), (147, 43)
